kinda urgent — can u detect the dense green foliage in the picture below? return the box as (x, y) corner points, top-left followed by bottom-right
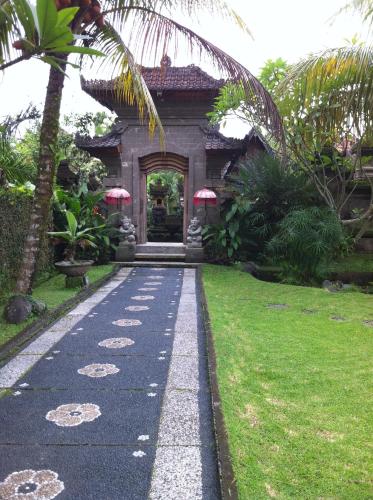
(53, 185), (120, 264)
(267, 207), (349, 283)
(0, 187), (52, 296)
(203, 155), (319, 267)
(203, 265), (373, 499)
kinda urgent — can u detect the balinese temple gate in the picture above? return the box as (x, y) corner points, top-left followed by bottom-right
(77, 56), (269, 257)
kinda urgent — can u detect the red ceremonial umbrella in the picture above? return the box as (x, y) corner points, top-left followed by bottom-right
(193, 187), (217, 207)
(193, 187), (217, 224)
(104, 188), (132, 210)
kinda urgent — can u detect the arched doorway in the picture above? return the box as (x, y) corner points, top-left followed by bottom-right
(139, 152), (189, 244)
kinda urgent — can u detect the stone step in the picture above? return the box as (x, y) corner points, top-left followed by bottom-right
(135, 253), (185, 261)
(136, 243), (186, 255)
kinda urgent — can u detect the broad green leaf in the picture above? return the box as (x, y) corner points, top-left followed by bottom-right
(49, 45), (105, 57)
(66, 210), (78, 236)
(56, 6), (79, 27)
(37, 0), (57, 45)
(12, 0), (36, 41)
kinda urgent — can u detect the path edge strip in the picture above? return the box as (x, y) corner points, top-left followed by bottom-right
(197, 266), (239, 500)
(0, 265), (121, 364)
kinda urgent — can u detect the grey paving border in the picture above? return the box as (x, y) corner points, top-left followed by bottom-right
(198, 266), (239, 500)
(149, 268), (204, 499)
(0, 265), (121, 364)
(0, 268), (131, 389)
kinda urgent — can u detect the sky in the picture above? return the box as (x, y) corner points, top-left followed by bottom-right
(0, 0), (366, 137)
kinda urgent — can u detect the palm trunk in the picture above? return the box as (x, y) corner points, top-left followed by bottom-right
(15, 55), (68, 294)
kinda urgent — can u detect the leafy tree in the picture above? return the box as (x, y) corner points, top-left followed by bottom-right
(0, 106), (41, 184)
(2, 0), (284, 298)
(63, 111), (115, 137)
(277, 2), (373, 231)
(15, 115), (107, 183)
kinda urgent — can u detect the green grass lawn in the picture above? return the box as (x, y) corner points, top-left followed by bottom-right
(0, 264), (114, 348)
(203, 264), (373, 499)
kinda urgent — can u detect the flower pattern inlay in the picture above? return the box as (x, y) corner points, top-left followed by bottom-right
(138, 288), (157, 292)
(77, 363), (120, 378)
(125, 306), (149, 312)
(144, 282), (162, 286)
(46, 403), (101, 427)
(131, 296), (155, 301)
(98, 337), (134, 349)
(112, 319), (142, 327)
(146, 276), (164, 279)
(0, 469), (64, 499)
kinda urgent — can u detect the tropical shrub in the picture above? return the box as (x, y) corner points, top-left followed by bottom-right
(48, 211), (100, 262)
(267, 207), (349, 284)
(204, 154), (318, 263)
(53, 185), (119, 263)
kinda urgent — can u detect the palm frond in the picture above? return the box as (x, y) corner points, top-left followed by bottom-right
(104, 0), (251, 36)
(279, 45), (373, 138)
(96, 5), (283, 143)
(0, 1), (21, 66)
(0, 136), (32, 183)
(336, 0), (373, 29)
(86, 20), (163, 138)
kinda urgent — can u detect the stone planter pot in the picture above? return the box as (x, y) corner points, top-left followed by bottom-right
(55, 260), (94, 277)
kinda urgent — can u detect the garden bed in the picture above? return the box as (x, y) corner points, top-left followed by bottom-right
(203, 264), (373, 499)
(0, 264), (114, 350)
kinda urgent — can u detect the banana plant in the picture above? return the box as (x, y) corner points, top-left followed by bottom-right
(0, 0), (104, 71)
(48, 210), (103, 262)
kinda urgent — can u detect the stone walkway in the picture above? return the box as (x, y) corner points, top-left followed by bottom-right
(0, 267), (220, 499)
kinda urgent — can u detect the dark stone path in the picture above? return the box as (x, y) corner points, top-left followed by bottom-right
(0, 267), (220, 499)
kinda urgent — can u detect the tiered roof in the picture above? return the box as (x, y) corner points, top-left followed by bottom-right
(81, 55), (225, 105)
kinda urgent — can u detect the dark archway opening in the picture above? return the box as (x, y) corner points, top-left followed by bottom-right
(139, 152), (189, 244)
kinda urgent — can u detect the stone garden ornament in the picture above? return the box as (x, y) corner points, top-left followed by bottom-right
(186, 217), (204, 263)
(116, 215), (137, 261)
(187, 217), (203, 248)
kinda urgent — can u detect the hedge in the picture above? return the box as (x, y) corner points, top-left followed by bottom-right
(0, 188), (53, 297)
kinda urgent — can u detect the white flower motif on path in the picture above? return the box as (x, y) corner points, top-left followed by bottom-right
(146, 276), (164, 279)
(131, 296), (155, 301)
(0, 469), (64, 499)
(77, 363), (120, 378)
(147, 393), (157, 397)
(98, 337), (134, 349)
(138, 288), (157, 292)
(125, 306), (149, 312)
(144, 282), (162, 286)
(138, 435), (150, 441)
(150, 267), (166, 270)
(112, 319), (142, 327)
(133, 451), (146, 457)
(46, 403), (101, 427)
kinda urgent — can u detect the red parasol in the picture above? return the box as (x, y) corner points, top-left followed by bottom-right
(193, 188), (217, 207)
(104, 188), (132, 208)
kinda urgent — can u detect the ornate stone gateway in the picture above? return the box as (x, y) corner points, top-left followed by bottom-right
(77, 56), (269, 244)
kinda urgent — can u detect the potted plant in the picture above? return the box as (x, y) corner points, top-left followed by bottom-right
(48, 210), (101, 284)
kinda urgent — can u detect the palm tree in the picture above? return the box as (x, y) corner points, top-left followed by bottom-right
(2, 0), (284, 296)
(277, 2), (373, 228)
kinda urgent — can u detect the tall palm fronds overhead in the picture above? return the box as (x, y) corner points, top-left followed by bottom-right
(279, 44), (373, 140)
(78, 0), (284, 142)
